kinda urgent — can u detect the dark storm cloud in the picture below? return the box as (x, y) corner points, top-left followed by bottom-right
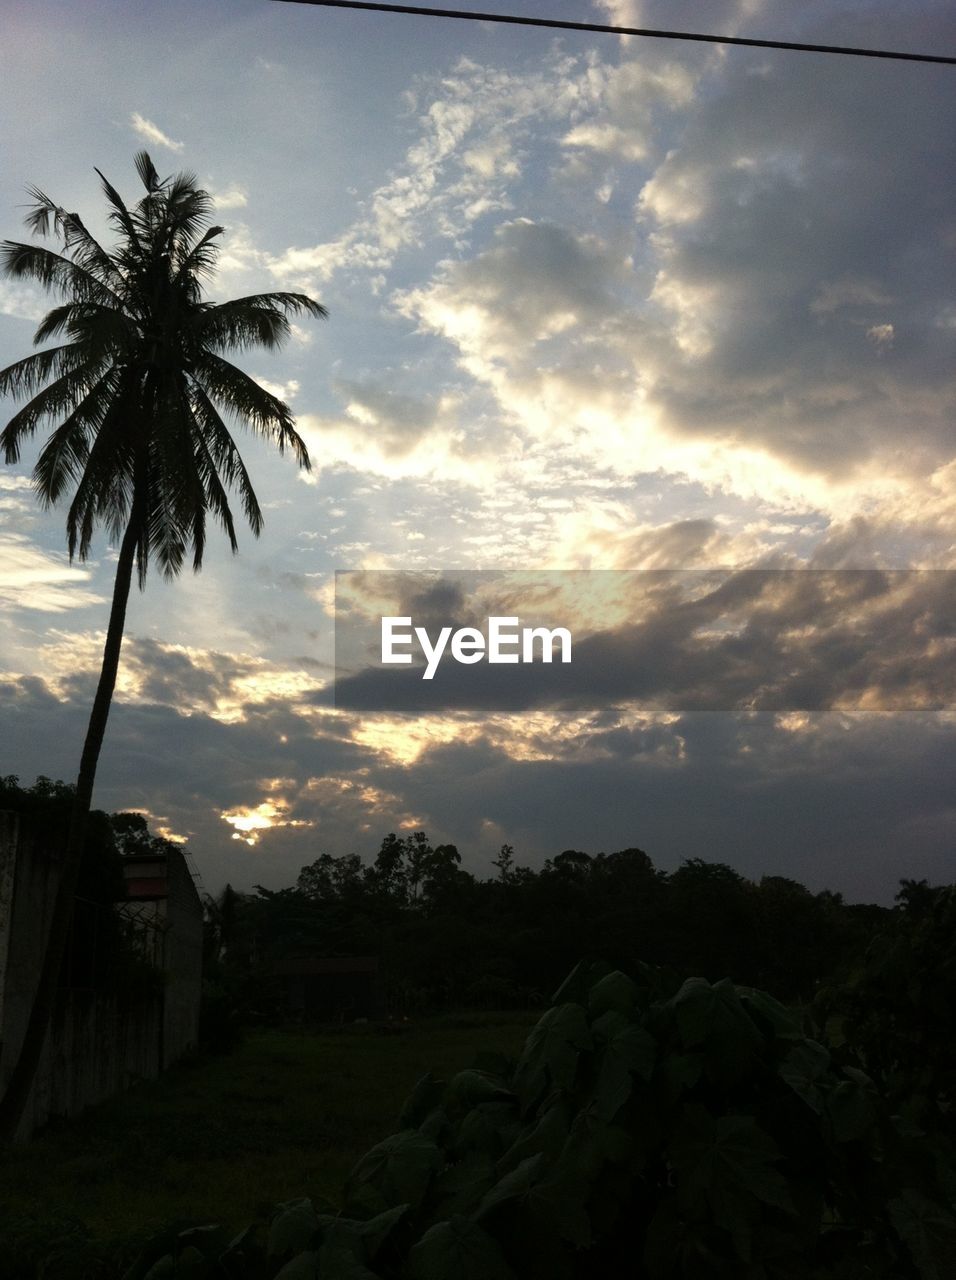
(359, 709), (956, 902)
(633, 12), (956, 475)
(3, 639), (951, 904)
(331, 569), (956, 714)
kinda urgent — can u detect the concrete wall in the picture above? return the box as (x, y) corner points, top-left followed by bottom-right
(0, 812), (202, 1141)
(160, 848), (204, 1067)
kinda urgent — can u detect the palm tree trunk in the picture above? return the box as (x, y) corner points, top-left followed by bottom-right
(0, 510), (140, 1142)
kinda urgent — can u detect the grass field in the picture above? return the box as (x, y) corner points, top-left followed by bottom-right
(0, 1011), (534, 1259)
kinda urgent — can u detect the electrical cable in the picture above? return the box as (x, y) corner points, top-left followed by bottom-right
(272, 0), (956, 65)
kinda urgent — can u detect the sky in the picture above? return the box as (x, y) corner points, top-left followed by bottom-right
(0, 0), (953, 904)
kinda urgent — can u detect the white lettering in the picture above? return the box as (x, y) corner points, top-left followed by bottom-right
(522, 626), (572, 664)
(488, 616), (520, 663)
(381, 617), (413, 663)
(417, 625), (452, 680)
(380, 617), (573, 678)
(451, 627), (485, 664)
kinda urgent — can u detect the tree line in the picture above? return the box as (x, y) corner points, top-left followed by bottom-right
(209, 828), (909, 1017)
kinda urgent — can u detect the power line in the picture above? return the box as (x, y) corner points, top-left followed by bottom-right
(273, 0), (956, 65)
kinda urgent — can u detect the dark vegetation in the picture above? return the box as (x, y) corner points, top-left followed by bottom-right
(0, 776), (160, 998)
(209, 830), (888, 1023)
(1, 785), (954, 1276)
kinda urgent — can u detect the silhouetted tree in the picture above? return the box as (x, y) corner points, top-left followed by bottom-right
(0, 154), (325, 1139)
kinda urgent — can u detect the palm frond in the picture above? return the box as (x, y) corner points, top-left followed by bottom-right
(193, 292), (327, 352)
(65, 397), (136, 562)
(0, 359), (111, 461)
(134, 151), (163, 194)
(22, 188), (126, 292)
(94, 168), (143, 257)
(1, 241), (122, 308)
(192, 352), (311, 470)
(32, 371), (119, 504)
(189, 381), (263, 537)
(0, 344), (97, 400)
(173, 224), (224, 283)
(32, 300), (136, 351)
(189, 421), (239, 556)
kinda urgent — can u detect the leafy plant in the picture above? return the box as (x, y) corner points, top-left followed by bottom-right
(104, 960), (955, 1278)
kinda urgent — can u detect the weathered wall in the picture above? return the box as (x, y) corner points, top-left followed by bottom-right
(161, 848), (203, 1068)
(0, 811), (20, 1040)
(0, 813), (202, 1141)
(0, 812), (67, 1139)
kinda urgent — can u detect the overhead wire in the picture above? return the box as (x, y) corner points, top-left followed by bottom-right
(272, 0), (956, 65)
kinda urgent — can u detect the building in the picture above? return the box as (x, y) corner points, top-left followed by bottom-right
(0, 811), (203, 1140)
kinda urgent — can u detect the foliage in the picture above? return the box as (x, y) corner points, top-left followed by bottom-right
(0, 776), (159, 995)
(0, 152), (325, 580)
(65, 962), (955, 1279)
(0, 775), (124, 904)
(222, 836), (877, 1017)
(0, 1019), (532, 1279)
(815, 880), (956, 1136)
(0, 153), (325, 1140)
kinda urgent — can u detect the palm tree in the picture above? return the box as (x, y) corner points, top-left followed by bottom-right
(0, 152), (326, 1139)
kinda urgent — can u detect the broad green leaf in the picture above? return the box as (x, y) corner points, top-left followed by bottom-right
(477, 1153), (544, 1217)
(432, 1156), (498, 1216)
(513, 1003), (592, 1109)
(562, 1105), (633, 1181)
(889, 1189), (956, 1280)
(315, 1205), (409, 1265)
(407, 1216), (515, 1280)
(591, 1009), (657, 1121)
(418, 1106), (451, 1147)
(454, 1101), (521, 1160)
(497, 1100), (570, 1175)
(473, 1050), (514, 1079)
(273, 1253), (319, 1280)
(779, 1040), (831, 1114)
(552, 959), (612, 1005)
(346, 1130), (441, 1213)
(738, 987), (804, 1042)
(356, 1203), (409, 1256)
(826, 1080), (874, 1144)
(141, 1258), (174, 1280)
(400, 1073), (446, 1130)
(588, 970), (639, 1017)
(447, 1069), (515, 1111)
(655, 1050), (702, 1104)
(667, 1106), (795, 1220)
(672, 978), (763, 1052)
(268, 1199), (319, 1259)
(477, 1153), (591, 1246)
(314, 1244), (379, 1279)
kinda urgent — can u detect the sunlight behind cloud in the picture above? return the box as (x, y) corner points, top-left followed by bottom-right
(221, 798), (314, 846)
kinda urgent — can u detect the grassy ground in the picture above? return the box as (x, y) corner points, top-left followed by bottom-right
(0, 1011), (534, 1252)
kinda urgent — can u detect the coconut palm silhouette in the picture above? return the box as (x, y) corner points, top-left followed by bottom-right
(0, 152), (326, 1137)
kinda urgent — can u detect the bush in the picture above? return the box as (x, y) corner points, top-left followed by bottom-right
(118, 960), (955, 1279)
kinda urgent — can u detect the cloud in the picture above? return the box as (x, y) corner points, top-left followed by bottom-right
(0, 282), (48, 324)
(295, 379), (492, 485)
(266, 51), (606, 290)
(211, 187), (248, 210)
(0, 536), (104, 613)
(253, 375), (300, 402)
(129, 112), (184, 152)
(331, 568), (956, 716)
(376, 6), (955, 549)
(394, 218), (629, 391)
